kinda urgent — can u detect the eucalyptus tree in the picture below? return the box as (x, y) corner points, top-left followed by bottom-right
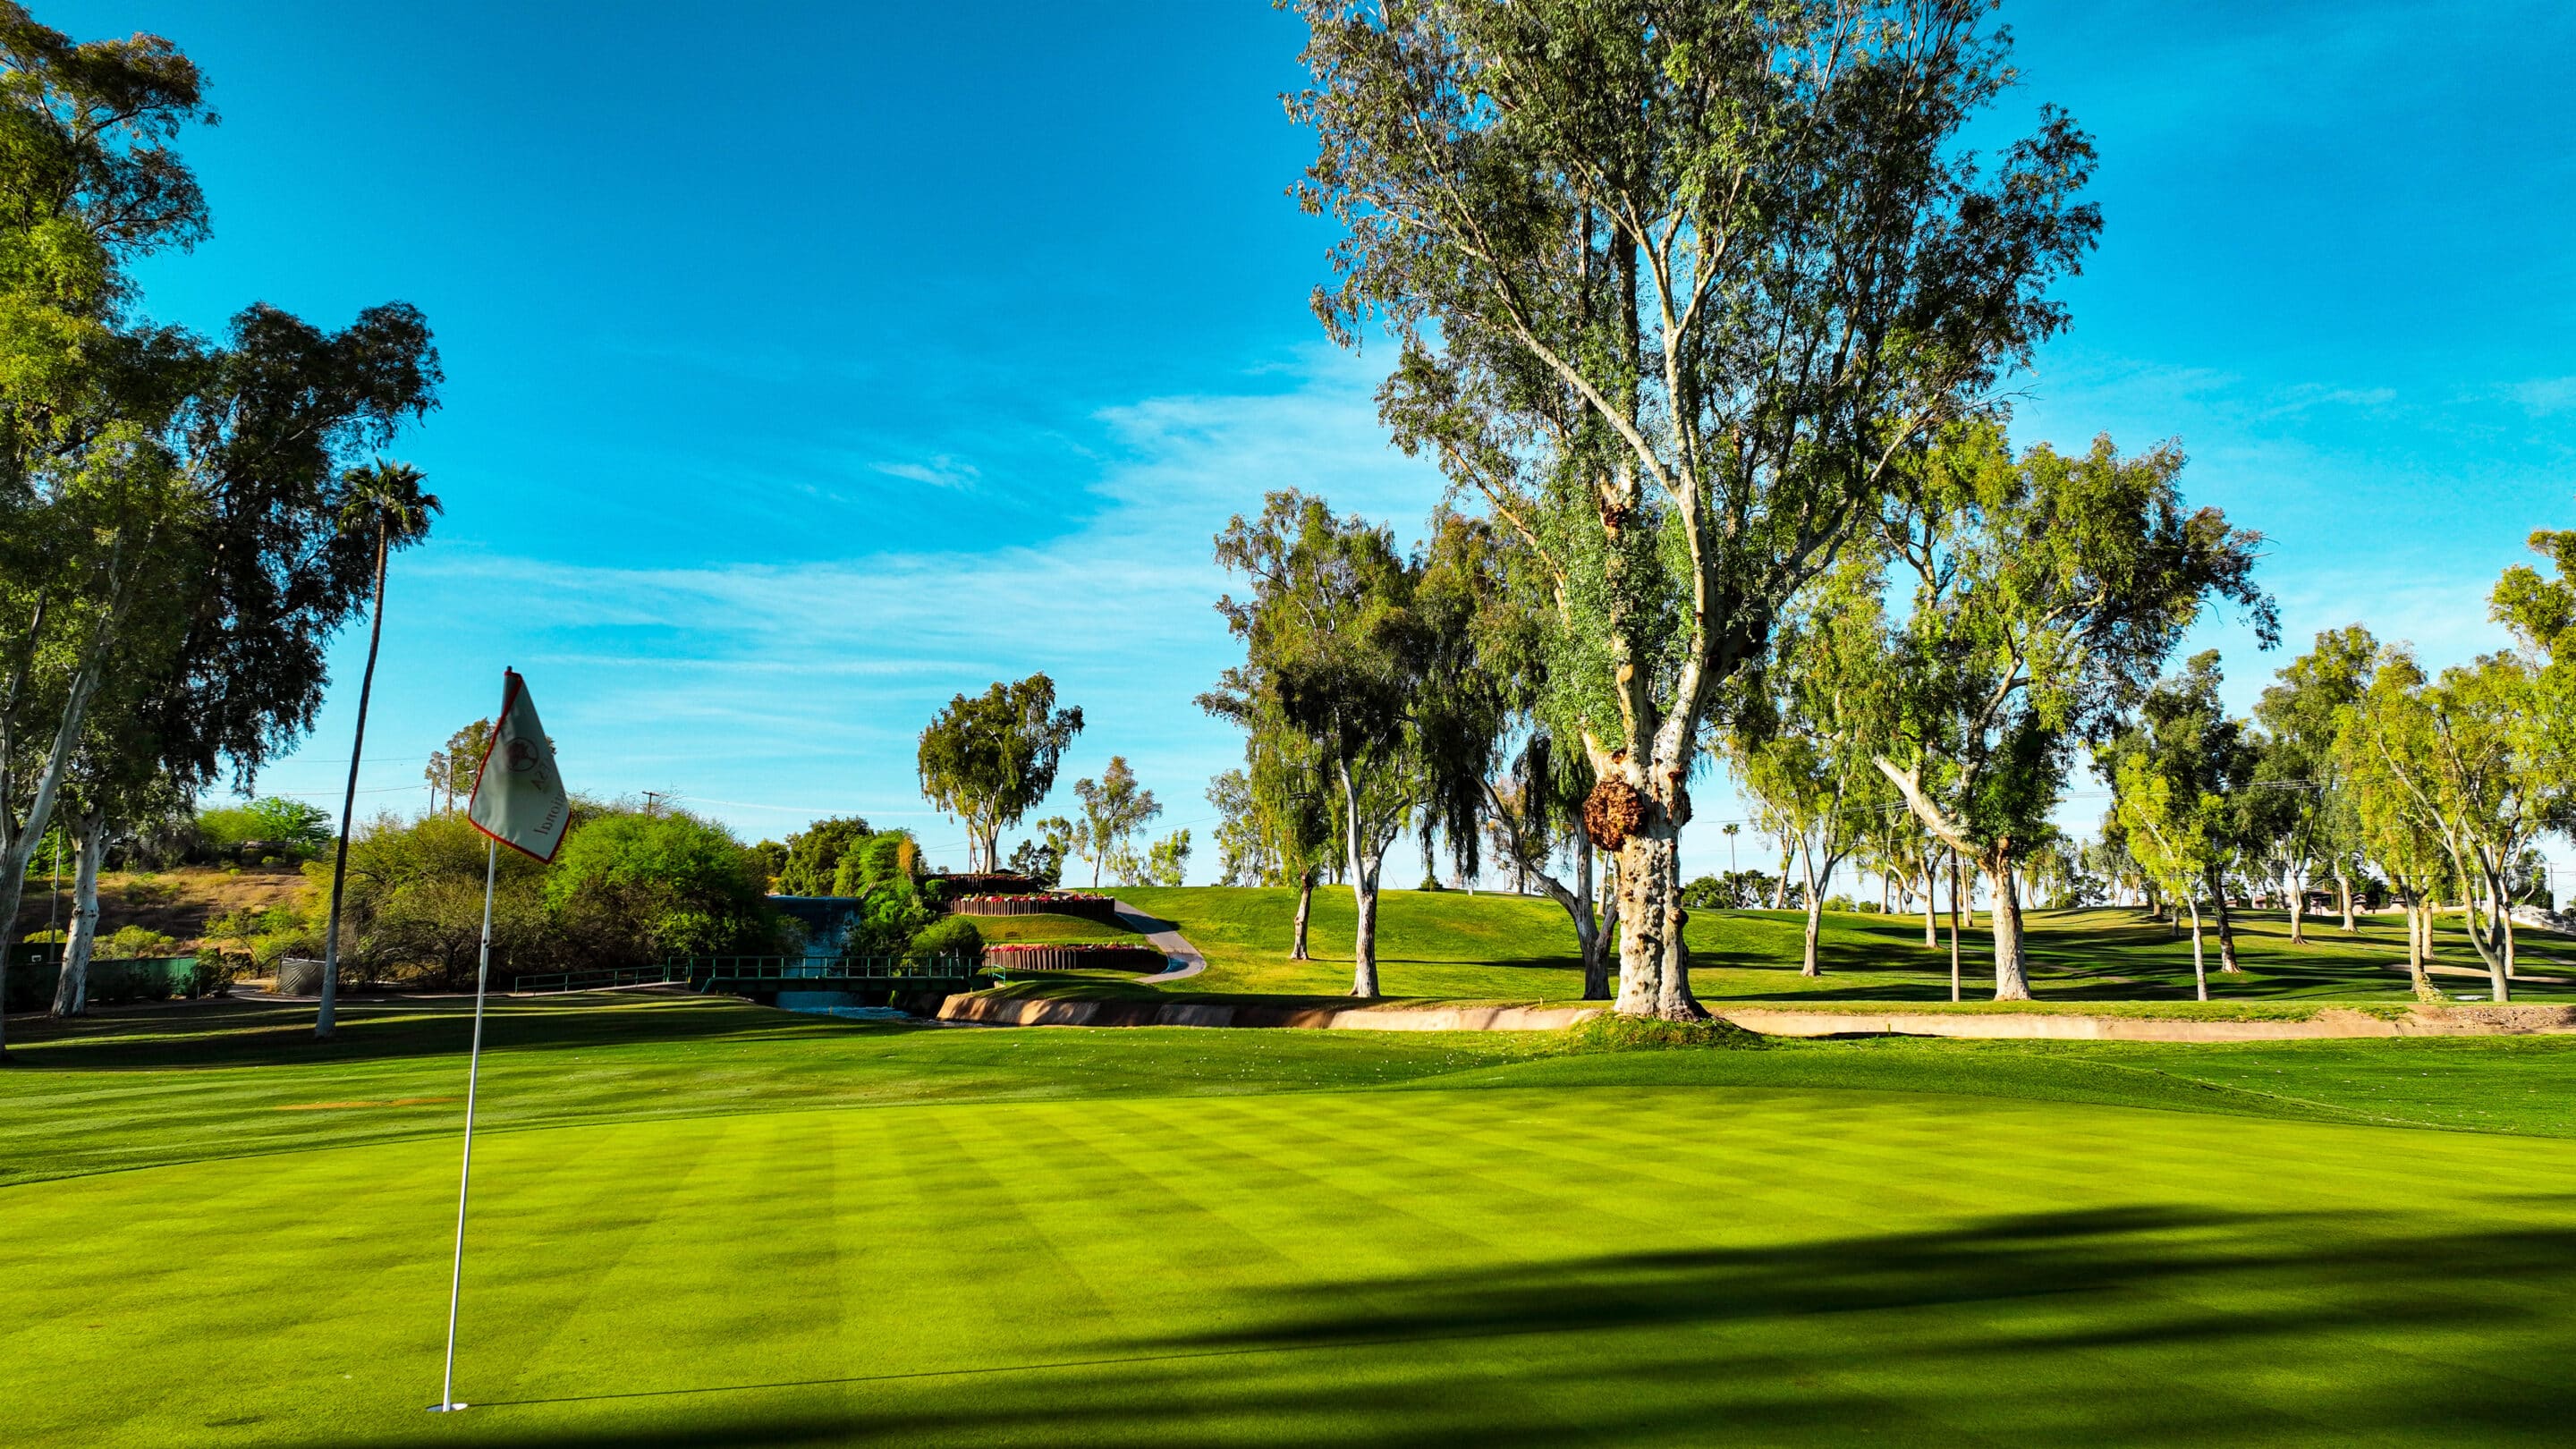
(2492, 522), (2576, 816)
(425, 717), (493, 812)
(1071, 758), (1160, 891)
(316, 461), (439, 1038)
(778, 816), (871, 896)
(2113, 749), (2218, 1002)
(1871, 428), (2271, 999)
(0, 13), (439, 1053)
(1199, 676), (1339, 959)
(1482, 730), (1619, 996)
(1289, 0), (2101, 1017)
(2085, 819), (2151, 916)
(2106, 654), (2261, 996)
(2341, 648), (2552, 1000)
(2338, 655), (2462, 995)
(1211, 492), (1454, 994)
(1422, 508), (1622, 996)
(1207, 768), (1271, 886)
(1732, 561), (1898, 976)
(0, 13), (211, 1033)
(917, 674), (1085, 873)
(2253, 626), (2376, 939)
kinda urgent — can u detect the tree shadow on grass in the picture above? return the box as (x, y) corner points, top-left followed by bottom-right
(2, 992), (909, 1072)
(464, 1204), (2576, 1447)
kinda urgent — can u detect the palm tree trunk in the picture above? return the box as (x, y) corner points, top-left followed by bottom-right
(318, 530), (389, 1040)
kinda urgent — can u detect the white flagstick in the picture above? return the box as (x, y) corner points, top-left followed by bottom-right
(433, 836), (499, 1412)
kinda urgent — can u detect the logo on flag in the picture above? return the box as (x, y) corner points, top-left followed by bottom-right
(468, 669), (570, 862)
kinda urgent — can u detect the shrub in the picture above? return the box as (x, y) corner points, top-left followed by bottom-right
(545, 809), (779, 961)
(1564, 1014), (1767, 1053)
(832, 832), (919, 896)
(904, 915), (982, 964)
(198, 797), (333, 860)
(1681, 871), (1782, 910)
(777, 817), (872, 896)
(97, 925), (181, 960)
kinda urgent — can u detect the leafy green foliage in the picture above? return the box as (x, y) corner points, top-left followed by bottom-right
(776, 816), (871, 896)
(545, 809), (778, 960)
(94, 924), (176, 960)
(1071, 758), (1159, 891)
(1682, 871), (1784, 911)
(422, 717), (492, 811)
(903, 913), (982, 964)
(197, 797), (332, 857)
(915, 674), (1082, 873)
(1004, 816), (1072, 887)
(1138, 829), (1191, 888)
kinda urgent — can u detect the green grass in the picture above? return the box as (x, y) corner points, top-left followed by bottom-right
(967, 911), (1151, 947)
(1111, 886), (2576, 1007)
(8, 996), (2576, 1445)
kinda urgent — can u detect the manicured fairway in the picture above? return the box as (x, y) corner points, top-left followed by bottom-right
(7, 1000), (2576, 1445)
(1109, 887), (2576, 1006)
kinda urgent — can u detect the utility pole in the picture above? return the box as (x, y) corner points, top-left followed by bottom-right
(641, 791), (668, 817)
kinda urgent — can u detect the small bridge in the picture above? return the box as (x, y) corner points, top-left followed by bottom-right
(512, 954), (986, 997)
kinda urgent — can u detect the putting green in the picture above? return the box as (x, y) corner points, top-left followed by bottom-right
(9, 1072), (2572, 1446)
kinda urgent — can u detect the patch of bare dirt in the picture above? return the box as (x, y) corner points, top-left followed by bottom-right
(10, 865), (310, 947)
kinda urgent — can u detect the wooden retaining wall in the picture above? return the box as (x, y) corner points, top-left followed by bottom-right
(980, 944), (1168, 973)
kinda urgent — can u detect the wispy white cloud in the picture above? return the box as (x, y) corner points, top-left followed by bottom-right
(869, 454), (982, 488)
(280, 349), (1445, 867)
(2507, 377), (2576, 416)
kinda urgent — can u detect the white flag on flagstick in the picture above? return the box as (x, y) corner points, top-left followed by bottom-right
(466, 668), (569, 863)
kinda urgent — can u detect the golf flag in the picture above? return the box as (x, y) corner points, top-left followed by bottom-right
(466, 669), (570, 863)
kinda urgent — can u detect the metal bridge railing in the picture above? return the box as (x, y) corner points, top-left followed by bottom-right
(512, 954), (987, 996)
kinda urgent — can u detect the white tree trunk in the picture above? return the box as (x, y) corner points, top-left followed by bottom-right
(1613, 829), (1693, 1019)
(51, 809), (106, 1017)
(1946, 851), (1962, 1002)
(2188, 896), (2208, 1002)
(1985, 855), (2030, 1001)
(1338, 762), (1384, 997)
(1289, 867), (1314, 962)
(1798, 835), (1822, 978)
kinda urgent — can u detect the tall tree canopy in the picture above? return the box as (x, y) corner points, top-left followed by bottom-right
(0, 7), (438, 1049)
(916, 674), (1084, 874)
(1870, 426), (2271, 998)
(1291, 0), (2101, 1016)
(1211, 491), (1512, 995)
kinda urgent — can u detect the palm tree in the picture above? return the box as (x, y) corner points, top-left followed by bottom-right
(317, 461), (441, 1039)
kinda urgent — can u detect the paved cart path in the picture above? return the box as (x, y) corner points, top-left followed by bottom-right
(1112, 900), (1206, 983)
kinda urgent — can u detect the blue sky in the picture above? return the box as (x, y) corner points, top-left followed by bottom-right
(61, 0), (2576, 883)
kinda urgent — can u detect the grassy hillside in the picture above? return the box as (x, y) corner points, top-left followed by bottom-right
(7, 864), (307, 948)
(1112, 886), (2576, 1006)
(967, 911), (1152, 946)
(6, 997), (2576, 1445)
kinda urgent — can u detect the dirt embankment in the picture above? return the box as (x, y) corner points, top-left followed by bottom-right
(9, 865), (309, 947)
